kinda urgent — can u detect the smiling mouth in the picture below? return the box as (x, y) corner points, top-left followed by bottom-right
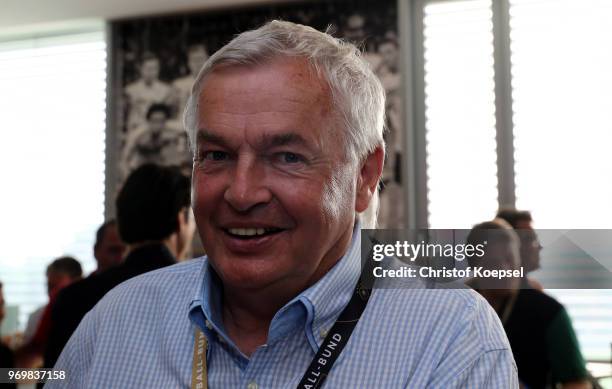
(224, 227), (285, 239)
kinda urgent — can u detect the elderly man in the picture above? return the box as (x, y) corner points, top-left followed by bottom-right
(48, 21), (517, 388)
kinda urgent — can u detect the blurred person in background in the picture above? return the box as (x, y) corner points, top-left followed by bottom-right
(92, 219), (126, 275)
(25, 221), (123, 344)
(23, 220), (123, 350)
(44, 257), (83, 297)
(16, 257), (82, 368)
(45, 163), (195, 370)
(467, 219), (591, 389)
(0, 281), (17, 388)
(496, 208), (543, 290)
(466, 220), (523, 318)
(23, 258), (84, 344)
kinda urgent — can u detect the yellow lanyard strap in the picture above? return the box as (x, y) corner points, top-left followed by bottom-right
(191, 328), (208, 389)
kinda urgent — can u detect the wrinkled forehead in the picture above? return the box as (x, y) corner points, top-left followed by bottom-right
(194, 57), (351, 156)
(201, 57), (330, 99)
(197, 59), (336, 124)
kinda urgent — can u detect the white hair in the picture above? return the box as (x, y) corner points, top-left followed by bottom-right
(184, 20), (386, 228)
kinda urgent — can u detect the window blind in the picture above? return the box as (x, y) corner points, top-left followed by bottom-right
(0, 28), (106, 332)
(423, 0), (499, 229)
(421, 0), (612, 363)
(510, 0), (612, 361)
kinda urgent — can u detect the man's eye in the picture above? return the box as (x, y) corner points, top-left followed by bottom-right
(279, 152), (302, 164)
(202, 151), (228, 161)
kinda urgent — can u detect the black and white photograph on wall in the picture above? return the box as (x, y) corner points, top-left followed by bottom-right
(110, 0), (404, 227)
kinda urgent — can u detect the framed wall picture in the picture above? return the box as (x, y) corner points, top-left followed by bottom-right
(108, 0), (404, 227)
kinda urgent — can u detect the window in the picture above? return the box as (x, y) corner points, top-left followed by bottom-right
(0, 27), (106, 331)
(511, 0), (612, 229)
(509, 0), (612, 362)
(411, 0), (612, 362)
(423, 0), (498, 228)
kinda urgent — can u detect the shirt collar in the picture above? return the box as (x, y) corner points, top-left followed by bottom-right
(188, 221), (362, 357)
(298, 223), (362, 350)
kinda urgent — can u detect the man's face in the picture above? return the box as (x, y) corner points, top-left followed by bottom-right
(192, 58), (359, 293)
(141, 59), (160, 83)
(516, 220), (541, 272)
(94, 224), (126, 272)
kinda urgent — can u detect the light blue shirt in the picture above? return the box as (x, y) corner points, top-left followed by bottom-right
(48, 227), (518, 388)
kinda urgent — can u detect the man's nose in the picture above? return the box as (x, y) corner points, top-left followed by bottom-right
(224, 156), (272, 212)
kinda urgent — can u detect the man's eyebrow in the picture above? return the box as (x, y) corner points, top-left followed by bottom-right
(261, 132), (311, 148)
(196, 130), (316, 150)
(196, 130), (229, 147)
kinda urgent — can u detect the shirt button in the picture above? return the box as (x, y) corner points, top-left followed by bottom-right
(247, 382), (258, 389)
(205, 320), (213, 330)
(320, 328), (328, 339)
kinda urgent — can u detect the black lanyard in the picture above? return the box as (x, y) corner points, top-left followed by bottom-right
(192, 240), (375, 389)
(296, 244), (374, 389)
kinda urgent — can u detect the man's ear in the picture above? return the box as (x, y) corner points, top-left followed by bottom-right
(355, 146), (385, 213)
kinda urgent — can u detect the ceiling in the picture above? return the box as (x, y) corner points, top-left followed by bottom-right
(0, 0), (284, 36)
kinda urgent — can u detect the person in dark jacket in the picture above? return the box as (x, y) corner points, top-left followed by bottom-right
(15, 257), (82, 368)
(44, 164), (195, 370)
(467, 219), (590, 389)
(0, 281), (16, 389)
